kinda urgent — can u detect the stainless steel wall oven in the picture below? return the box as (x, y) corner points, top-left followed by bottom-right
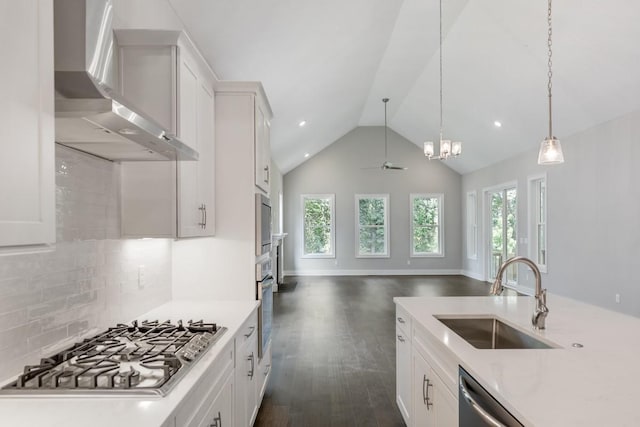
(256, 193), (272, 257)
(256, 257), (273, 359)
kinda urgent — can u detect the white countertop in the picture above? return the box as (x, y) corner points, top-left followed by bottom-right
(394, 295), (640, 426)
(0, 299), (259, 427)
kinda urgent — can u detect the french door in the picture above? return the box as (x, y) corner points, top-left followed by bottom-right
(486, 186), (517, 285)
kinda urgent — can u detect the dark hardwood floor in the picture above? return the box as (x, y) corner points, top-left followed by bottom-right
(254, 275), (501, 427)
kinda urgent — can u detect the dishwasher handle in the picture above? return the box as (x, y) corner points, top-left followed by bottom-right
(459, 376), (507, 427)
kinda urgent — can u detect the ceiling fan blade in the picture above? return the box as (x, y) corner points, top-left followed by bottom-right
(385, 165), (408, 170)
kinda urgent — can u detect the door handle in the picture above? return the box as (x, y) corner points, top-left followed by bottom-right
(459, 376), (506, 427)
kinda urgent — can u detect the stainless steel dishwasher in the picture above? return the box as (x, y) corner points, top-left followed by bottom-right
(458, 366), (524, 427)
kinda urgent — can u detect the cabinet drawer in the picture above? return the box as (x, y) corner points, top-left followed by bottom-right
(396, 305), (412, 336)
(237, 310), (258, 348)
(174, 340), (235, 427)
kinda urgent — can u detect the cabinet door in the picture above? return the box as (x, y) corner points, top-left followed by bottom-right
(0, 0), (54, 247)
(432, 372), (458, 427)
(413, 348), (458, 427)
(198, 369), (234, 427)
(178, 78), (215, 237)
(396, 326), (412, 425)
(178, 49), (198, 151)
(254, 100), (270, 193)
(236, 331), (259, 427)
(413, 349), (433, 426)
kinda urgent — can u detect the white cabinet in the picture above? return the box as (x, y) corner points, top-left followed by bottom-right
(413, 348), (458, 427)
(396, 303), (459, 427)
(256, 340), (272, 403)
(0, 0), (55, 247)
(216, 82), (273, 197)
(118, 31), (215, 238)
(396, 307), (412, 425)
(235, 310), (259, 427)
(197, 369), (234, 427)
(254, 100), (271, 194)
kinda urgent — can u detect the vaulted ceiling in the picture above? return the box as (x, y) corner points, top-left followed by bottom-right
(168, 0), (640, 175)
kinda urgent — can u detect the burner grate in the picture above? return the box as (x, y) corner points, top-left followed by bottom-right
(2, 320), (226, 396)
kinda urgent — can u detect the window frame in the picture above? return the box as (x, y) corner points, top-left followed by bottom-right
(528, 174), (547, 273)
(301, 193), (336, 258)
(355, 194), (389, 258)
(466, 191), (478, 260)
(410, 193), (444, 257)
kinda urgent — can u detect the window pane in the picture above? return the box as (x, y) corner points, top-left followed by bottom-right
(303, 196), (333, 256)
(413, 226), (439, 253)
(411, 195), (442, 255)
(356, 195), (388, 256)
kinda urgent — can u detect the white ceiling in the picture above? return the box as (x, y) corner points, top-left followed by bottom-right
(168, 0), (640, 175)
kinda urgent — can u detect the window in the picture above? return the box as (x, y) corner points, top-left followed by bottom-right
(528, 175), (547, 272)
(466, 191), (477, 259)
(410, 194), (443, 257)
(302, 194), (335, 258)
(356, 194), (389, 257)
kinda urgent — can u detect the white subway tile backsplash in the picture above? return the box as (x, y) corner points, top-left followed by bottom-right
(0, 145), (172, 381)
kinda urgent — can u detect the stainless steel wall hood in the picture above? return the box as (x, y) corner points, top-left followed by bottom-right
(53, 0), (198, 161)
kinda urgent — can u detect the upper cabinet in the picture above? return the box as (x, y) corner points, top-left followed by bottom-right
(254, 99), (271, 194)
(0, 0), (55, 247)
(216, 82), (273, 197)
(117, 31), (215, 238)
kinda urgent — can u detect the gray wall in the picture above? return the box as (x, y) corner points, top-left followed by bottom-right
(283, 127), (462, 274)
(463, 109), (640, 316)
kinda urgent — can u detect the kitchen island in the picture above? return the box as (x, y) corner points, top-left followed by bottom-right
(394, 295), (640, 426)
(0, 300), (260, 427)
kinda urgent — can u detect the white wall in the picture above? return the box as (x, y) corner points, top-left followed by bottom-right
(463, 109), (640, 317)
(283, 127), (463, 275)
(0, 146), (172, 381)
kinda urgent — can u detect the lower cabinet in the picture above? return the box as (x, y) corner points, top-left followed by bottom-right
(412, 349), (458, 427)
(235, 311), (259, 427)
(396, 325), (412, 424)
(198, 368), (234, 427)
(256, 340), (272, 403)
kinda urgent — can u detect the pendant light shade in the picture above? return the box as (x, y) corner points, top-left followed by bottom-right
(538, 137), (564, 164)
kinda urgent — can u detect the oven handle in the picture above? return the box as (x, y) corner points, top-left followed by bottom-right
(260, 277), (274, 289)
(459, 376), (507, 427)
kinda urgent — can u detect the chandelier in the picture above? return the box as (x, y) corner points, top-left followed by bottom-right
(537, 0), (564, 164)
(424, 0), (461, 160)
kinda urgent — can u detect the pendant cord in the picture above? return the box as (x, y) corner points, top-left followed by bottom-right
(547, 0), (553, 139)
(439, 0), (443, 142)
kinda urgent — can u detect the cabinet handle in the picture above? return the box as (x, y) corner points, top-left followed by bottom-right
(203, 204), (207, 229)
(423, 375), (433, 409)
(264, 165), (270, 184)
(264, 363), (271, 376)
(209, 411), (222, 427)
(397, 335), (405, 343)
(397, 317), (405, 324)
(247, 352), (255, 379)
(198, 204), (206, 229)
(244, 326), (256, 338)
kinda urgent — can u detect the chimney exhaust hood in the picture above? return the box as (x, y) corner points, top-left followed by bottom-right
(53, 0), (198, 161)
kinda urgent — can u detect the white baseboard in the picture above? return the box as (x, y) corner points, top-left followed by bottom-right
(461, 270), (485, 281)
(283, 269), (463, 277)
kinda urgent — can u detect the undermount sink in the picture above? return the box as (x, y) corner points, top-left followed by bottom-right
(436, 316), (557, 349)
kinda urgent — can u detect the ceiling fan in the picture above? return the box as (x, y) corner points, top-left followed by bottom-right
(363, 98), (407, 171)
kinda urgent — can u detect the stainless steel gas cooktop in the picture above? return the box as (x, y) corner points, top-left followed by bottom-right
(0, 319), (226, 396)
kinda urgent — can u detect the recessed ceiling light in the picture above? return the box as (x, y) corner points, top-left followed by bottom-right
(304, 153), (310, 158)
(494, 121), (502, 128)
(299, 120), (307, 127)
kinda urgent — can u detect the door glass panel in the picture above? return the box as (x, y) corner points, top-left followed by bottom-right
(490, 192), (504, 280)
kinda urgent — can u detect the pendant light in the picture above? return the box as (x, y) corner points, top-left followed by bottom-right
(538, 0), (564, 165)
(424, 0), (461, 161)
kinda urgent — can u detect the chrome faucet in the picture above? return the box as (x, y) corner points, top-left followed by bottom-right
(490, 256), (549, 330)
